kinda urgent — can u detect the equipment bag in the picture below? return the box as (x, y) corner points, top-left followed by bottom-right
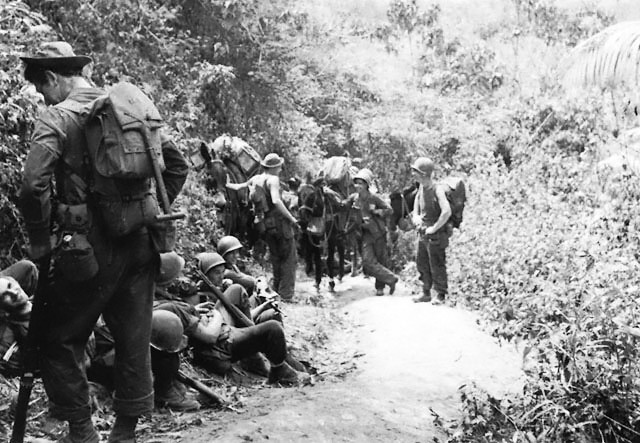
(440, 177), (466, 228)
(86, 82), (165, 180)
(74, 82), (169, 240)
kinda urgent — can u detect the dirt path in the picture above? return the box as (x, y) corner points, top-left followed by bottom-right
(175, 276), (523, 443)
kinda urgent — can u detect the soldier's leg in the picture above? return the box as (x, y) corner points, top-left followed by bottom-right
(362, 235), (396, 291)
(265, 232), (283, 294)
(416, 235), (431, 296)
(427, 233), (449, 297)
(103, 233), (156, 418)
(229, 320), (287, 365)
(218, 284), (252, 321)
(278, 235), (297, 300)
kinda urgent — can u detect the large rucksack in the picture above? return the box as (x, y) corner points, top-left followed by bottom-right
(86, 82), (165, 180)
(80, 83), (170, 240)
(440, 177), (466, 228)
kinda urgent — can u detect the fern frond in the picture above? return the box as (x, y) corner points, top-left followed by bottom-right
(562, 21), (640, 88)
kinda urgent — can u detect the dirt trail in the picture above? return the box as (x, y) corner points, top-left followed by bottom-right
(180, 276), (523, 443)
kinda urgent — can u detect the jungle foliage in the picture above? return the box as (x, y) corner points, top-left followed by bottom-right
(1, 0), (640, 441)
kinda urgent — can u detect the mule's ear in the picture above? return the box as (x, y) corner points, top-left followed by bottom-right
(200, 142), (213, 164)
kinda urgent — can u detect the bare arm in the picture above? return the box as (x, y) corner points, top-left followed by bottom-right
(424, 186), (451, 235)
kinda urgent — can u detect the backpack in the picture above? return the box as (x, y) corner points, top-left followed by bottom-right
(249, 174), (273, 215)
(86, 82), (165, 180)
(440, 177), (466, 228)
(78, 83), (169, 241)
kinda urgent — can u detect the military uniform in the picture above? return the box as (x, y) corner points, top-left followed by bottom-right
(19, 87), (188, 422)
(344, 191), (398, 292)
(254, 173), (297, 300)
(414, 183), (451, 297)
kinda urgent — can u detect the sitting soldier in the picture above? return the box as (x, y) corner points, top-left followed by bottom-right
(155, 252), (306, 385)
(216, 236), (282, 324)
(0, 260), (38, 378)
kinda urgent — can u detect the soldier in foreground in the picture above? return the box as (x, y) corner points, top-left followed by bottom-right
(19, 41), (188, 442)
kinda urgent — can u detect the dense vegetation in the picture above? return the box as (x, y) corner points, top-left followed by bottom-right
(2, 0), (640, 441)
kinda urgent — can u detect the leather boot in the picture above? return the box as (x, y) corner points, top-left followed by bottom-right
(58, 417), (99, 443)
(268, 362), (310, 386)
(239, 353), (270, 377)
(155, 379), (201, 411)
(107, 415), (137, 443)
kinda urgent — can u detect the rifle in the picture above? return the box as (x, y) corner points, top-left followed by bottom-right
(195, 270), (254, 328)
(11, 255), (51, 443)
(176, 370), (225, 406)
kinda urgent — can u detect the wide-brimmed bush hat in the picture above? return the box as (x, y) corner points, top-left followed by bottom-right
(261, 153), (284, 168)
(20, 41), (93, 70)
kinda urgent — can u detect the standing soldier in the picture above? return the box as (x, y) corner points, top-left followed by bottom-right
(227, 153), (299, 301)
(344, 169), (398, 296)
(19, 42), (188, 442)
(410, 157), (452, 305)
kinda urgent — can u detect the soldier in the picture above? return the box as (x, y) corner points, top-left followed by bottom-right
(154, 252), (306, 384)
(19, 41), (188, 442)
(216, 235), (282, 324)
(410, 157), (452, 305)
(344, 169), (398, 296)
(0, 261), (38, 378)
(227, 153), (299, 301)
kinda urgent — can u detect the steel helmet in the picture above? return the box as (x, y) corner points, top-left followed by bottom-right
(353, 168), (374, 188)
(157, 251), (185, 286)
(410, 157), (434, 176)
(150, 310), (186, 353)
(217, 236), (243, 258)
(196, 252), (226, 274)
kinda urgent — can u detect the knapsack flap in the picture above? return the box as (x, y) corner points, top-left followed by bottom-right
(87, 82), (165, 179)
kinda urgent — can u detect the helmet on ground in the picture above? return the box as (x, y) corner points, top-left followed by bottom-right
(217, 236), (243, 258)
(410, 157), (434, 176)
(353, 168), (374, 188)
(157, 252), (185, 286)
(150, 310), (186, 353)
(196, 252), (226, 275)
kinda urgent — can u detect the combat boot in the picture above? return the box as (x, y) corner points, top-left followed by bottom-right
(431, 293), (446, 305)
(57, 417), (99, 443)
(240, 353), (270, 377)
(155, 379), (201, 411)
(107, 415), (137, 443)
(268, 362), (310, 386)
